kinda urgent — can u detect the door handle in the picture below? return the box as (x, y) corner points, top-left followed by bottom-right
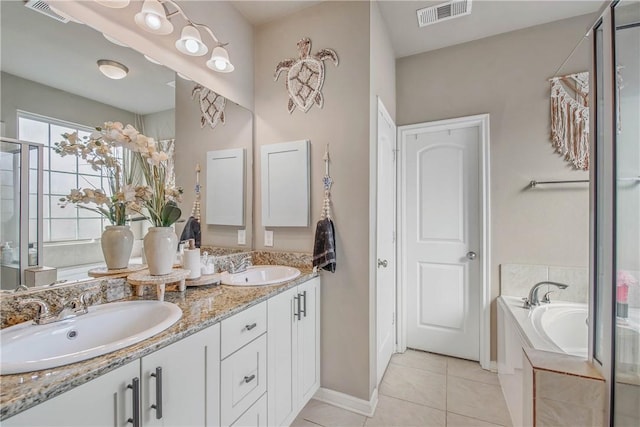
(293, 295), (300, 321)
(300, 291), (307, 318)
(377, 259), (388, 268)
(150, 367), (163, 419)
(466, 251), (477, 260)
(127, 377), (140, 427)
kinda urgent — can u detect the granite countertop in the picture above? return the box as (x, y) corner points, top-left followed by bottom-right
(0, 268), (316, 420)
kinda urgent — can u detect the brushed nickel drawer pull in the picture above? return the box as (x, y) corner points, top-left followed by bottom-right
(245, 322), (257, 331)
(244, 374), (256, 383)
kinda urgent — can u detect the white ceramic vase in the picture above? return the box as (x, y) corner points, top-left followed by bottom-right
(101, 225), (134, 270)
(143, 227), (178, 276)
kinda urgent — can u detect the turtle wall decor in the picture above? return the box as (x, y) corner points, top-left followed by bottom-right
(274, 37), (339, 114)
(192, 84), (226, 129)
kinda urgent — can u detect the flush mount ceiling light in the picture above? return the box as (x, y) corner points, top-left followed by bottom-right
(97, 59), (129, 80)
(206, 46), (234, 73)
(96, 0), (234, 73)
(134, 0), (173, 35)
(96, 0), (130, 8)
(175, 25), (208, 56)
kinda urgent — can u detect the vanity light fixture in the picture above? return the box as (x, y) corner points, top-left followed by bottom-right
(96, 0), (235, 73)
(175, 25), (208, 56)
(207, 46), (234, 73)
(134, 0), (173, 35)
(97, 59), (129, 80)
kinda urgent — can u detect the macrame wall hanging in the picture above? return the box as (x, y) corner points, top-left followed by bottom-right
(549, 72), (589, 170)
(274, 37), (339, 114)
(192, 84), (226, 129)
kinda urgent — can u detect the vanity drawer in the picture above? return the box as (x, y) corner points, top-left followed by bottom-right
(221, 333), (267, 426)
(230, 393), (267, 427)
(221, 301), (267, 358)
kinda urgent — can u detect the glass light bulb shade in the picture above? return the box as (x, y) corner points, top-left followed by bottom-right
(175, 25), (208, 56)
(144, 13), (162, 30)
(96, 0), (130, 8)
(206, 46), (234, 73)
(97, 60), (129, 80)
(134, 0), (173, 35)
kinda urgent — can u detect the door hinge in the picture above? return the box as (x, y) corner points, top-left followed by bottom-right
(393, 148), (399, 162)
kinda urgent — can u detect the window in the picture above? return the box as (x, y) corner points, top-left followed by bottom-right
(18, 112), (108, 242)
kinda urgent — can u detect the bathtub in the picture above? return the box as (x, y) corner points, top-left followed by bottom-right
(499, 296), (589, 358)
(497, 296), (588, 426)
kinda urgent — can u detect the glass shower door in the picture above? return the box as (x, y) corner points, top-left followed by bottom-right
(613, 2), (640, 425)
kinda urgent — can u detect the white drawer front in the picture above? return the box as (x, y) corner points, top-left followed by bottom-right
(221, 334), (267, 426)
(221, 301), (267, 359)
(230, 393), (267, 427)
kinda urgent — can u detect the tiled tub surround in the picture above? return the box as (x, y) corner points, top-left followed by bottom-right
(523, 348), (605, 427)
(500, 263), (590, 304)
(498, 296), (605, 426)
(0, 250), (315, 420)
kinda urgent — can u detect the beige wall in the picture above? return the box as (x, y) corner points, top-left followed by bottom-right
(396, 14), (595, 360)
(254, 1), (372, 400)
(174, 78), (253, 249)
(1, 72), (136, 139)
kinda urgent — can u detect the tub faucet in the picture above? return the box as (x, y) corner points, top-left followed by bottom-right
(523, 281), (569, 309)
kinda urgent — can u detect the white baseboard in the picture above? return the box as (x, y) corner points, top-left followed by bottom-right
(313, 387), (379, 417)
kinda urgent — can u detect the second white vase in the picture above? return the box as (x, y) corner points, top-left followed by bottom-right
(143, 227), (178, 276)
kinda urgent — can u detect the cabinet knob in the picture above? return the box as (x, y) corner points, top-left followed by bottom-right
(466, 251), (477, 260)
(377, 259), (388, 268)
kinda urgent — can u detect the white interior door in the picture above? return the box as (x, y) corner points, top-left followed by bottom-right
(402, 121), (481, 361)
(376, 99), (396, 385)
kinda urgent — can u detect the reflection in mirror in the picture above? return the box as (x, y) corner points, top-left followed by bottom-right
(0, 0), (253, 290)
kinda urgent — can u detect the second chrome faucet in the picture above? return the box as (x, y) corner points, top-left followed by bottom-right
(19, 292), (93, 325)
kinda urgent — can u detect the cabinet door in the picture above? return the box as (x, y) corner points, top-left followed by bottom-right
(267, 286), (299, 426)
(141, 325), (219, 427)
(298, 277), (321, 405)
(3, 361), (140, 427)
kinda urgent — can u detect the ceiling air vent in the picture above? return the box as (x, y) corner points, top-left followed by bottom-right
(417, 0), (472, 28)
(24, 0), (70, 23)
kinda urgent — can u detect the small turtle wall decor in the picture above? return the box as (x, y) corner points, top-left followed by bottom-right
(192, 84), (226, 129)
(274, 37), (339, 114)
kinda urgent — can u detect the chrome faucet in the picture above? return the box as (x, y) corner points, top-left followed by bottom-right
(19, 293), (92, 325)
(229, 256), (252, 274)
(523, 281), (569, 308)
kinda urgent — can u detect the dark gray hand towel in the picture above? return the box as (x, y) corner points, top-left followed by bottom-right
(179, 216), (201, 248)
(313, 218), (336, 273)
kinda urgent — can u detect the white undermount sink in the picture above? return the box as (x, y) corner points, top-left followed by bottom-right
(221, 265), (301, 286)
(0, 300), (182, 375)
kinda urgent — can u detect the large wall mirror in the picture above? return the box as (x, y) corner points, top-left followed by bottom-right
(0, 1), (253, 290)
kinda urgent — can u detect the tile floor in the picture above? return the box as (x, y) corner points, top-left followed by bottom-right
(292, 349), (512, 427)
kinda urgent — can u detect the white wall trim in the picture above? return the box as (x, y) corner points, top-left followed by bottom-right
(313, 387), (379, 418)
(396, 113), (492, 370)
